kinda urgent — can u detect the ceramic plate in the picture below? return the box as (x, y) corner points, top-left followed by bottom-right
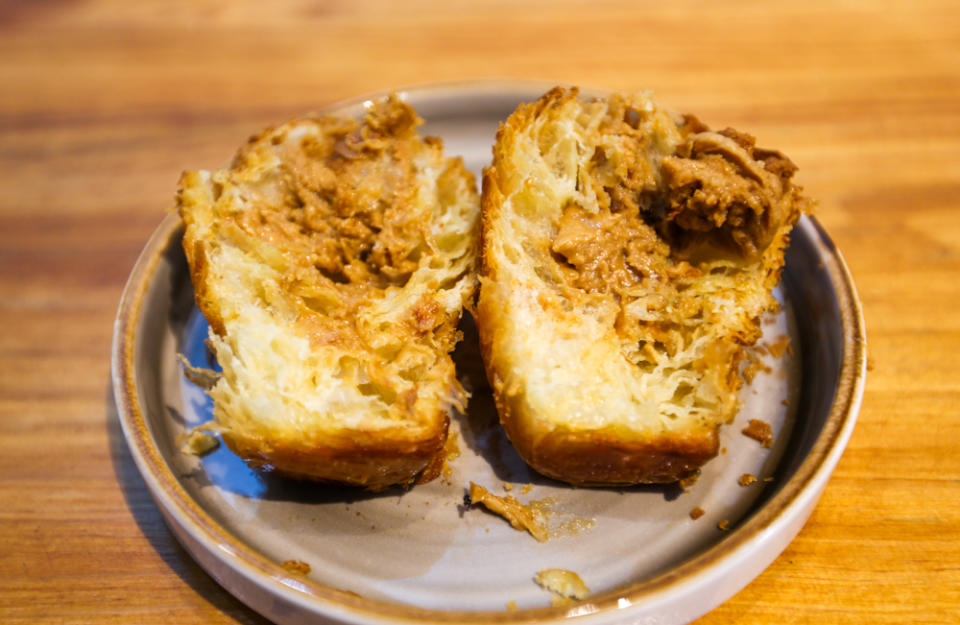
(112, 82), (866, 625)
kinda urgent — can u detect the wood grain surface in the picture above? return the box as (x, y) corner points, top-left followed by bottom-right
(2, 1), (958, 623)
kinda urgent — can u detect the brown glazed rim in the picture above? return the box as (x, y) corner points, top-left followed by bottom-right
(111, 82), (867, 625)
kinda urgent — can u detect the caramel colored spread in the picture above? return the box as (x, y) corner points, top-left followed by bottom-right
(547, 111), (808, 374)
(219, 97), (457, 364)
(551, 204), (668, 293)
(549, 116), (807, 299)
(661, 127), (807, 261)
(233, 98), (429, 290)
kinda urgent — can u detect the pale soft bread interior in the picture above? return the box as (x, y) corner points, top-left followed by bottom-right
(479, 88), (807, 483)
(178, 96), (479, 487)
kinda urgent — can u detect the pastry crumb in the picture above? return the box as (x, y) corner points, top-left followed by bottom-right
(742, 353), (772, 383)
(742, 419), (774, 447)
(678, 468), (701, 489)
(738, 473), (757, 487)
(690, 507), (705, 520)
(467, 482), (549, 542)
(553, 515), (596, 537)
(717, 520), (730, 531)
(282, 560), (311, 576)
(505, 600), (517, 611)
(177, 353), (220, 389)
(766, 334), (792, 358)
(535, 568), (590, 600)
(180, 428), (219, 456)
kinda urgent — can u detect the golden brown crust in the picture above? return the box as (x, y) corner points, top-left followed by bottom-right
(506, 416), (717, 487)
(221, 419), (448, 491)
(177, 189), (225, 336)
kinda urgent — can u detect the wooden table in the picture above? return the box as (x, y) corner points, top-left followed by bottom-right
(2, 1), (958, 623)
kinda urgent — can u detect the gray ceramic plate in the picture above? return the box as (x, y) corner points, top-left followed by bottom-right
(112, 83), (866, 625)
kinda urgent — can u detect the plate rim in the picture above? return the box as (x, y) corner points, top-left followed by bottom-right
(111, 81), (867, 625)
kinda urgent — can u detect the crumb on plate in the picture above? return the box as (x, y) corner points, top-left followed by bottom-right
(177, 353), (220, 389)
(180, 428), (219, 456)
(282, 560), (311, 576)
(766, 334), (792, 358)
(466, 482), (549, 542)
(534, 568), (590, 600)
(742, 418), (774, 447)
